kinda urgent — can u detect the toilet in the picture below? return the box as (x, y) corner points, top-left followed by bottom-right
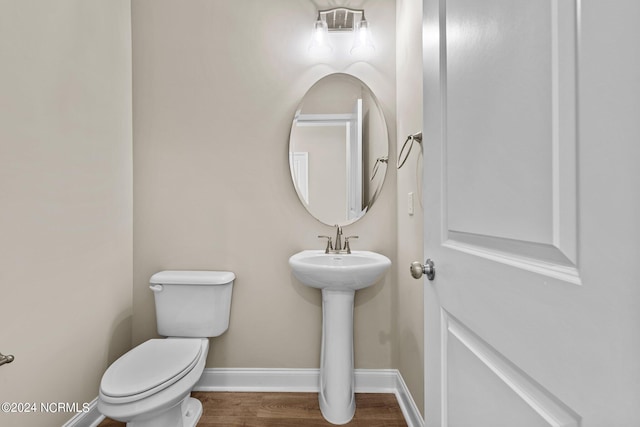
(98, 270), (234, 427)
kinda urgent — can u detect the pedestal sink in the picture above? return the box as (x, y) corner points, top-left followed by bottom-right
(289, 250), (391, 424)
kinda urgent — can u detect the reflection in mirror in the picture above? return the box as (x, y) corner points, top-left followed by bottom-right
(289, 73), (389, 226)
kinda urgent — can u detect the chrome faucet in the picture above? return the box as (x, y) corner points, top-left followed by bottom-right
(334, 225), (343, 253)
(318, 225), (359, 254)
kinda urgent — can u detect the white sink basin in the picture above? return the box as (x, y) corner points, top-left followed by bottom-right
(288, 249), (392, 424)
(289, 250), (392, 291)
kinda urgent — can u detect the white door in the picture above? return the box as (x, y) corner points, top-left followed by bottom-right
(421, 1), (640, 426)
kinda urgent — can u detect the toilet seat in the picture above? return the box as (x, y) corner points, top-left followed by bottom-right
(100, 338), (204, 404)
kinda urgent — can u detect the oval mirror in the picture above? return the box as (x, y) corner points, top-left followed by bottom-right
(289, 73), (389, 226)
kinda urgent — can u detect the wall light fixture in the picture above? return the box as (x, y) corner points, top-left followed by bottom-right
(309, 8), (375, 56)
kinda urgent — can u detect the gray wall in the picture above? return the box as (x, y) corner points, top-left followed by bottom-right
(131, 0), (399, 370)
(0, 1), (133, 426)
(395, 0), (425, 415)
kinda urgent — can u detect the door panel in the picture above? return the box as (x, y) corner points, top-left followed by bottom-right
(448, 335), (551, 427)
(422, 0), (640, 426)
(446, 0), (554, 246)
(444, 0), (578, 282)
(443, 311), (580, 427)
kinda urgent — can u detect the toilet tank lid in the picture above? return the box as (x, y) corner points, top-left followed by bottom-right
(150, 270), (235, 285)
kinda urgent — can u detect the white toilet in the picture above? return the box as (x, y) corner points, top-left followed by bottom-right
(98, 270), (234, 427)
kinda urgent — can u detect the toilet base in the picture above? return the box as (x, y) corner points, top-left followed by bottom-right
(127, 395), (202, 427)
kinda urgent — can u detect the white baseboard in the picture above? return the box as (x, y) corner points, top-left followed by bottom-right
(61, 397), (105, 427)
(194, 368), (424, 427)
(64, 368), (424, 427)
(392, 370), (426, 427)
(194, 367), (320, 392)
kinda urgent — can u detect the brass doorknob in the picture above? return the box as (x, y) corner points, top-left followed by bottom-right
(410, 259), (435, 281)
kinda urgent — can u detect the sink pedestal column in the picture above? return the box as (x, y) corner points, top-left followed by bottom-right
(319, 289), (356, 425)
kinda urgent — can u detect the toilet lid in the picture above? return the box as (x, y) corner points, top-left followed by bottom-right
(100, 339), (203, 398)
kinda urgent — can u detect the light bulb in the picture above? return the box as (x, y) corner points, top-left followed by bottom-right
(309, 19), (333, 55)
(350, 19), (375, 56)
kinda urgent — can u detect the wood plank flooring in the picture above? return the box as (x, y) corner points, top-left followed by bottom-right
(97, 392), (408, 426)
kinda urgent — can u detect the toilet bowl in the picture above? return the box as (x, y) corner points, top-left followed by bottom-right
(98, 271), (234, 427)
(98, 338), (208, 427)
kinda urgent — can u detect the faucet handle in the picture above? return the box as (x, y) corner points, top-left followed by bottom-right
(343, 236), (359, 254)
(318, 235), (333, 253)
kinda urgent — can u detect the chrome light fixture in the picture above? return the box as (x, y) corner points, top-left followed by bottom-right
(309, 8), (375, 56)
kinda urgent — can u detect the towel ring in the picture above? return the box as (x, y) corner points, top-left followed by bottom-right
(397, 132), (422, 169)
(370, 156), (388, 181)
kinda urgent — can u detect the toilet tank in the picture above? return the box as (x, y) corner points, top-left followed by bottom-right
(149, 270), (234, 338)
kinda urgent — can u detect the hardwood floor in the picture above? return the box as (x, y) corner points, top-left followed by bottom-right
(98, 392), (408, 426)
